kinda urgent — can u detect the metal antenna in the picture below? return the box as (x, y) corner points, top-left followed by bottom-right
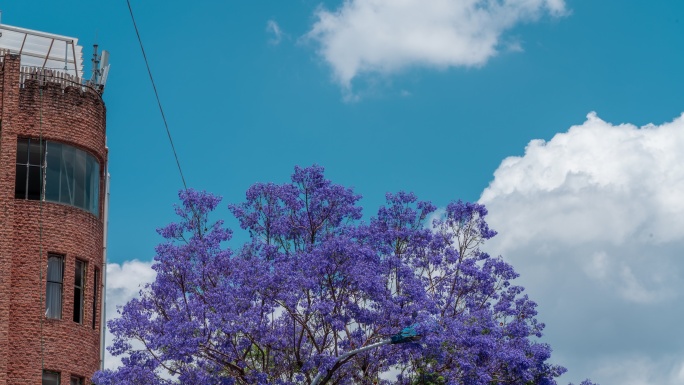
(91, 43), (100, 83)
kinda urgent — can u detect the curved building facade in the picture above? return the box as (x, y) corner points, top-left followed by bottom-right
(0, 24), (109, 385)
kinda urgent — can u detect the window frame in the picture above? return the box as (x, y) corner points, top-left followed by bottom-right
(45, 141), (100, 216)
(15, 137), (45, 201)
(14, 137), (101, 217)
(46, 254), (64, 320)
(42, 370), (60, 385)
(73, 259), (86, 324)
(93, 267), (100, 329)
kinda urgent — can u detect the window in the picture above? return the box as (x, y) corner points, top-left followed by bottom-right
(15, 138), (100, 216)
(93, 267), (99, 329)
(45, 141), (100, 216)
(73, 260), (85, 323)
(42, 370), (60, 385)
(70, 376), (84, 385)
(15, 137), (44, 200)
(46, 254), (64, 319)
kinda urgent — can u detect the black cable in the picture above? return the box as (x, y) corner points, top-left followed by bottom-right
(126, 0), (188, 190)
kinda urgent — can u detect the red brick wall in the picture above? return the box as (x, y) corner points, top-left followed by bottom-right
(0, 54), (107, 385)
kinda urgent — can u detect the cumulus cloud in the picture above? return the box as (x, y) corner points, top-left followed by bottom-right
(103, 260), (156, 370)
(479, 112), (684, 384)
(306, 0), (567, 88)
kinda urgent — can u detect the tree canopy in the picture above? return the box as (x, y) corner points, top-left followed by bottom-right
(95, 166), (595, 385)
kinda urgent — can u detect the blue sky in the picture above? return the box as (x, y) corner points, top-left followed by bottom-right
(3, 1), (684, 383)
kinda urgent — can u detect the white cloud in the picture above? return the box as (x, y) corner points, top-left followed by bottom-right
(481, 112), (684, 248)
(103, 260), (156, 370)
(479, 112), (684, 384)
(306, 0), (567, 88)
(267, 19), (284, 45)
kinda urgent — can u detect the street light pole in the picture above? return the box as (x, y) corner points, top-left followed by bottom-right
(310, 339), (391, 385)
(310, 326), (421, 385)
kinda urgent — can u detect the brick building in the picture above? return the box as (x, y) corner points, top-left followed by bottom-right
(0, 23), (110, 385)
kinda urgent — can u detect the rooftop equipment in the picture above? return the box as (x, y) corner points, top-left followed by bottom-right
(0, 22), (110, 90)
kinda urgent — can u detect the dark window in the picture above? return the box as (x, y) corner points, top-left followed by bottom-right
(45, 142), (100, 216)
(42, 370), (60, 385)
(46, 255), (64, 319)
(15, 138), (100, 216)
(73, 260), (85, 323)
(15, 137), (44, 200)
(70, 376), (84, 385)
(93, 267), (99, 329)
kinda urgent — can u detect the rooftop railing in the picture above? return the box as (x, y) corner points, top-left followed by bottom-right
(20, 65), (104, 97)
(1, 49), (104, 97)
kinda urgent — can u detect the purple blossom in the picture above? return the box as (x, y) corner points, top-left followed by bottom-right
(96, 166), (595, 385)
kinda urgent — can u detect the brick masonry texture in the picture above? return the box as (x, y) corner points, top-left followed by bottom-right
(0, 54), (107, 385)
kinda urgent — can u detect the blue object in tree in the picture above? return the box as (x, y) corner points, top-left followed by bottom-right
(391, 325), (421, 344)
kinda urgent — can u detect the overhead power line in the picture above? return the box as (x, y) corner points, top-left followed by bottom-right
(126, 0), (188, 190)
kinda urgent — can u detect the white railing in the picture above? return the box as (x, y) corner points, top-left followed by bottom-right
(20, 66), (78, 87)
(0, 48), (10, 66)
(18, 65), (103, 96)
(1, 50), (102, 95)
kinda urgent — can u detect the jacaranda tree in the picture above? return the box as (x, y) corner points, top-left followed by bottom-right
(95, 166), (595, 385)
